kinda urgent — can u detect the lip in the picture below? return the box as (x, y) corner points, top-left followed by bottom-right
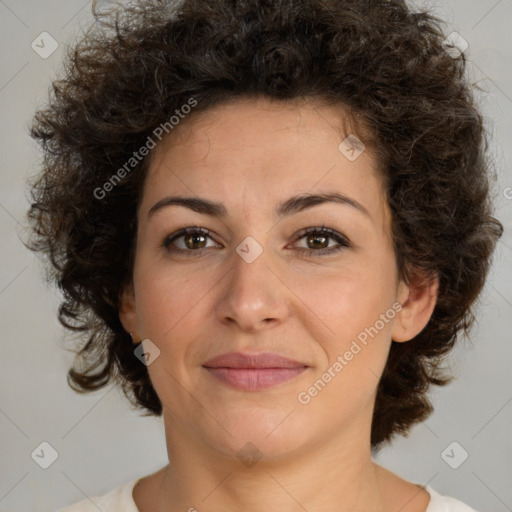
(203, 351), (306, 369)
(202, 352), (308, 390)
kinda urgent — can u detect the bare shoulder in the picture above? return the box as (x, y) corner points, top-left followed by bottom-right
(375, 464), (431, 512)
(132, 466), (168, 512)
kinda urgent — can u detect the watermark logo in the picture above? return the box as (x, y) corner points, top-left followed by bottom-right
(31, 441), (59, 469)
(236, 236), (264, 263)
(237, 442), (263, 467)
(442, 32), (468, 59)
(31, 32), (58, 59)
(441, 441), (469, 469)
(339, 134), (366, 161)
(134, 339), (161, 366)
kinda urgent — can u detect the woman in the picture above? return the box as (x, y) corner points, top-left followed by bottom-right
(26, 0), (503, 510)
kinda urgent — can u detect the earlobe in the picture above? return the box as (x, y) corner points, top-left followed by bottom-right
(118, 282), (138, 335)
(392, 272), (439, 343)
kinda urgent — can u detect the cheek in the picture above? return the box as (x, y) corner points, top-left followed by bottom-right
(296, 272), (395, 422)
(134, 257), (215, 338)
(298, 265), (396, 344)
(298, 265), (397, 407)
(133, 264), (213, 408)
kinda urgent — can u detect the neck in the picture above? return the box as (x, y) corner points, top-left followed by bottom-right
(154, 411), (387, 512)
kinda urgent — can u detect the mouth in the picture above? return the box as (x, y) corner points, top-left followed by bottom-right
(202, 352), (309, 391)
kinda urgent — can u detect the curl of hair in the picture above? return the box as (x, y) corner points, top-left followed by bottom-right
(25, 0), (503, 450)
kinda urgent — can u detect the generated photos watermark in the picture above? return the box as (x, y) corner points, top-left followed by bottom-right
(94, 97), (198, 200)
(297, 301), (403, 405)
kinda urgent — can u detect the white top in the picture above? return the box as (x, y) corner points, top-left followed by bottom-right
(56, 477), (478, 512)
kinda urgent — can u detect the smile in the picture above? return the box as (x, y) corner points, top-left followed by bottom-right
(204, 367), (308, 390)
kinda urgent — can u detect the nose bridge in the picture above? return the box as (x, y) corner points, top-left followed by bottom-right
(215, 235), (289, 330)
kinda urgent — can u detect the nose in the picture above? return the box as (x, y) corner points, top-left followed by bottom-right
(214, 243), (291, 332)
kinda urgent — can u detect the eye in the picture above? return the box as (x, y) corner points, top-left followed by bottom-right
(292, 225), (351, 256)
(162, 225), (351, 256)
(162, 227), (219, 254)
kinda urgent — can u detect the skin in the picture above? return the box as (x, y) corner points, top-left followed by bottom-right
(119, 96), (439, 512)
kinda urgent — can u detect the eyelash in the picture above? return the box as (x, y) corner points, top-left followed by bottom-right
(161, 225), (351, 257)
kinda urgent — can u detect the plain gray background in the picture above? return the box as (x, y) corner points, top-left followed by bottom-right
(0, 0), (511, 510)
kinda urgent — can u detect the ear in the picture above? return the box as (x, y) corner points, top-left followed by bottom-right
(118, 280), (139, 336)
(391, 271), (439, 343)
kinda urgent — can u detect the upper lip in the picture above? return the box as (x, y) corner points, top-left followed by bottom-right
(203, 352), (307, 369)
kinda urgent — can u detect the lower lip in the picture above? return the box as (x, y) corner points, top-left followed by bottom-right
(204, 367), (307, 390)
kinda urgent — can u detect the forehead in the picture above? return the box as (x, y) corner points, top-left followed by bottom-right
(152, 96), (372, 160)
(141, 96), (390, 234)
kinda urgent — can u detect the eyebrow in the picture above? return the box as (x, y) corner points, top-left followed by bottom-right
(147, 192), (371, 220)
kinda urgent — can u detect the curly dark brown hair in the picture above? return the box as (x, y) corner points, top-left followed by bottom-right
(25, 0), (503, 451)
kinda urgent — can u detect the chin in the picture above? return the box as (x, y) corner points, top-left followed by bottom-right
(198, 409), (315, 464)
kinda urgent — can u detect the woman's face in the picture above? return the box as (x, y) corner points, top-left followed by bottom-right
(120, 97), (429, 461)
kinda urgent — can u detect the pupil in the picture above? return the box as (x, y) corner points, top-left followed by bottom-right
(309, 234), (327, 249)
(186, 233), (205, 249)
